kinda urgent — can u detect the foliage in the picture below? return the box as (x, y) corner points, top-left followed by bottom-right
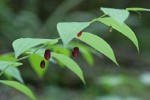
(0, 80), (36, 100)
(0, 7), (150, 99)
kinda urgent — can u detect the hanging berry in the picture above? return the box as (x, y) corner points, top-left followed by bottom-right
(77, 31), (82, 37)
(44, 49), (51, 60)
(72, 47), (79, 57)
(73, 47), (79, 53)
(40, 60), (45, 68)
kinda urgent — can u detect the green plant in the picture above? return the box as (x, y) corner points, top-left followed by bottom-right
(0, 7), (150, 100)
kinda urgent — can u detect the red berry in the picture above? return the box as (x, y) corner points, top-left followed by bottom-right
(40, 60), (45, 68)
(72, 47), (79, 57)
(44, 49), (51, 60)
(72, 50), (79, 57)
(77, 31), (82, 37)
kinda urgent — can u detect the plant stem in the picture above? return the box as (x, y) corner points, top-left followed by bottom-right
(100, 14), (107, 18)
(0, 44), (46, 75)
(90, 14), (107, 23)
(0, 65), (10, 76)
(33, 44), (47, 53)
(16, 44), (48, 62)
(16, 56), (30, 61)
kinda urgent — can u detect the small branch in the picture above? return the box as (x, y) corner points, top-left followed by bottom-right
(16, 44), (48, 62)
(33, 44), (47, 53)
(90, 14), (107, 23)
(16, 56), (29, 62)
(0, 44), (47, 76)
(100, 14), (107, 18)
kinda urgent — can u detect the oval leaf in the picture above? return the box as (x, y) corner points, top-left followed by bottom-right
(0, 61), (22, 67)
(126, 7), (150, 11)
(98, 17), (139, 52)
(12, 38), (58, 58)
(0, 80), (36, 100)
(51, 52), (85, 84)
(80, 48), (94, 66)
(29, 54), (49, 78)
(0, 61), (23, 83)
(77, 32), (118, 66)
(4, 66), (23, 83)
(57, 22), (90, 46)
(100, 7), (129, 24)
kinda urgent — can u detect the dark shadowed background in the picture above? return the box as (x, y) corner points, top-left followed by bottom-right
(0, 0), (150, 100)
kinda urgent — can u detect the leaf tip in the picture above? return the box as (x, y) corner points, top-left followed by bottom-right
(137, 45), (140, 53)
(114, 60), (119, 67)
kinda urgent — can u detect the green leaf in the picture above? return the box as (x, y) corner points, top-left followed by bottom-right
(100, 7), (129, 23)
(98, 17), (139, 52)
(126, 7), (150, 11)
(48, 45), (71, 67)
(29, 54), (49, 78)
(77, 32), (118, 66)
(48, 45), (71, 57)
(51, 52), (85, 84)
(12, 38), (59, 58)
(80, 48), (94, 66)
(3, 66), (23, 83)
(0, 80), (36, 100)
(57, 22), (90, 46)
(0, 53), (17, 62)
(0, 61), (23, 83)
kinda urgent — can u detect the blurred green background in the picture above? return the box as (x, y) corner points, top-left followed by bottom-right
(0, 0), (150, 100)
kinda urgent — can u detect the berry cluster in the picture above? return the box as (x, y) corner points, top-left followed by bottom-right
(40, 31), (82, 68)
(72, 31), (82, 57)
(40, 49), (51, 68)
